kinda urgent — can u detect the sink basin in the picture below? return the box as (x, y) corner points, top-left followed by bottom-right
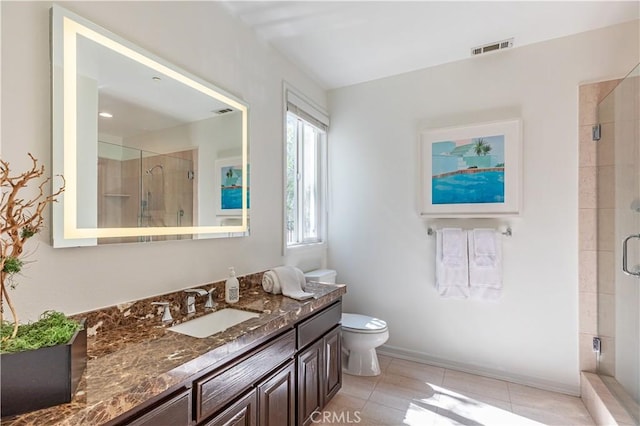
(168, 308), (260, 338)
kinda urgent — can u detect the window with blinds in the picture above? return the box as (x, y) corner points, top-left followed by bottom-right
(284, 88), (329, 248)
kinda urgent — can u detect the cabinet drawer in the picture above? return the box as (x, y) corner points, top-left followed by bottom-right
(195, 329), (296, 422)
(297, 301), (341, 349)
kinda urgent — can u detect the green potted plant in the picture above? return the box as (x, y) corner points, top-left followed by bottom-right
(0, 154), (87, 417)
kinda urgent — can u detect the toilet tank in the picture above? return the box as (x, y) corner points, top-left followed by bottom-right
(304, 269), (337, 284)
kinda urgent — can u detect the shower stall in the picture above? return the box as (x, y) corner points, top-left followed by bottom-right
(595, 63), (639, 418)
(97, 141), (195, 243)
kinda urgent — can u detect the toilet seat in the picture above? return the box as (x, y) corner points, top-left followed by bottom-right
(341, 313), (388, 334)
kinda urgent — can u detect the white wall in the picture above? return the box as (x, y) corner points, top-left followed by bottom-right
(328, 21), (639, 393)
(0, 1), (326, 320)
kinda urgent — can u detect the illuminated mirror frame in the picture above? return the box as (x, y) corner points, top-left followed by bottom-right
(51, 5), (248, 247)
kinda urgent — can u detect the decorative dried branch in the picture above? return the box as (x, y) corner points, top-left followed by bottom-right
(1, 153), (65, 339)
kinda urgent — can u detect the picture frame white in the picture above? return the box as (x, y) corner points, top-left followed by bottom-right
(420, 119), (522, 217)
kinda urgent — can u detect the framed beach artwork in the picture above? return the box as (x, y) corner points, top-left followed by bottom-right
(215, 157), (250, 216)
(420, 119), (522, 217)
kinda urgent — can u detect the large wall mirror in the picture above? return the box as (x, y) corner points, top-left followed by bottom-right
(51, 5), (249, 247)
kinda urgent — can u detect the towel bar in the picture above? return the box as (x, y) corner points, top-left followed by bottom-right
(427, 227), (512, 237)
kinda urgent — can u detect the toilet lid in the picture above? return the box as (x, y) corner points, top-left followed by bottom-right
(342, 313), (388, 333)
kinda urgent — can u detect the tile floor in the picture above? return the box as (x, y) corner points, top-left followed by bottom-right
(320, 355), (595, 426)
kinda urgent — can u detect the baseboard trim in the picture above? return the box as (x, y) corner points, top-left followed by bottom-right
(377, 344), (580, 397)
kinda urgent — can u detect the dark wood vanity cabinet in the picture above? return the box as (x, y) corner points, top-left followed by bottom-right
(296, 303), (342, 426)
(114, 299), (342, 426)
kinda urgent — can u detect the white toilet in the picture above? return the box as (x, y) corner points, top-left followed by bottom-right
(304, 269), (389, 377)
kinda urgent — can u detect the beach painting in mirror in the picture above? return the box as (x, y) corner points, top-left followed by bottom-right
(421, 119), (521, 217)
(216, 157), (250, 216)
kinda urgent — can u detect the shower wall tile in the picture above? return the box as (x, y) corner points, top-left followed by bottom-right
(579, 166), (597, 208)
(579, 80), (621, 126)
(597, 250), (615, 295)
(596, 165), (615, 209)
(598, 336), (615, 376)
(579, 292), (598, 335)
(579, 125), (597, 166)
(597, 208), (615, 252)
(597, 293), (615, 338)
(579, 250), (597, 293)
(579, 333), (597, 373)
(580, 79), (622, 126)
(596, 122), (615, 166)
(579, 84), (600, 126)
(579, 208), (597, 251)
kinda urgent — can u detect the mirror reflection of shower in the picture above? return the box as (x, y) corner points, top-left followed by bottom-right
(141, 164), (166, 231)
(97, 141), (195, 244)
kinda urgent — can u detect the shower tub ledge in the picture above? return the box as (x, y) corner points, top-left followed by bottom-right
(581, 372), (638, 425)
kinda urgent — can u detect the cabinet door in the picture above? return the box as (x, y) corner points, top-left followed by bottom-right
(257, 361), (295, 426)
(297, 339), (323, 426)
(204, 390), (257, 426)
(126, 388), (191, 426)
(323, 326), (342, 404)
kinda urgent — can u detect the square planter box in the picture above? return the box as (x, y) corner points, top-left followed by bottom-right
(1, 320), (87, 417)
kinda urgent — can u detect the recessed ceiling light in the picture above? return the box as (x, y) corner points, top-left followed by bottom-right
(98, 112), (113, 118)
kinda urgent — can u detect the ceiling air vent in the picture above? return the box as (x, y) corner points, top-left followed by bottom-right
(214, 108), (234, 114)
(471, 38), (514, 56)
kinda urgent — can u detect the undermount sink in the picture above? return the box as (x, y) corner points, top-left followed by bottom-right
(168, 308), (260, 338)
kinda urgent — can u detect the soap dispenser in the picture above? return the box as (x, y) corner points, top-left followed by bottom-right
(225, 267), (240, 304)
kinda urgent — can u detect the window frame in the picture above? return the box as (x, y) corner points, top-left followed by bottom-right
(282, 85), (329, 253)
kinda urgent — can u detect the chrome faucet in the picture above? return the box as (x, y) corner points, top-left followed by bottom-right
(184, 288), (208, 314)
(205, 288), (216, 310)
(151, 302), (173, 323)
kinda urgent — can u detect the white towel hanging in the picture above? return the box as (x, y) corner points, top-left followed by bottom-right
(468, 229), (502, 301)
(441, 228), (466, 266)
(435, 229), (469, 298)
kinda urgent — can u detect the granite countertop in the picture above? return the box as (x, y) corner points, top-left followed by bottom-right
(3, 280), (346, 426)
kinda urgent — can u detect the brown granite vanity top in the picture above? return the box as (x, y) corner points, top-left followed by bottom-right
(2, 272), (346, 426)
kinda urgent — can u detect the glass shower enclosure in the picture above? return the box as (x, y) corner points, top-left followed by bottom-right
(596, 63), (639, 417)
(97, 141), (195, 244)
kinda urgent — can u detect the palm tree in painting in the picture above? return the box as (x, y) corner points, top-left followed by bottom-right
(473, 138), (492, 156)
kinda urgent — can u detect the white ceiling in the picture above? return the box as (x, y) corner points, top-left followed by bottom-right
(222, 1), (640, 89)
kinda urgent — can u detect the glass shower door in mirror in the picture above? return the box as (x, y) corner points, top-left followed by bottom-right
(97, 141), (195, 244)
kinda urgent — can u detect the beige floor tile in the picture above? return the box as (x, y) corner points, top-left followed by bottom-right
(369, 374), (439, 411)
(434, 406), (543, 426)
(324, 392), (368, 412)
(387, 358), (445, 385)
(340, 372), (382, 400)
(359, 400), (437, 426)
(325, 357), (594, 426)
(442, 369), (511, 403)
(377, 353), (393, 372)
(434, 385), (512, 411)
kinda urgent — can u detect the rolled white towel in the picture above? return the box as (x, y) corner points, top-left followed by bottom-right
(261, 270), (282, 294)
(273, 266), (314, 300)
